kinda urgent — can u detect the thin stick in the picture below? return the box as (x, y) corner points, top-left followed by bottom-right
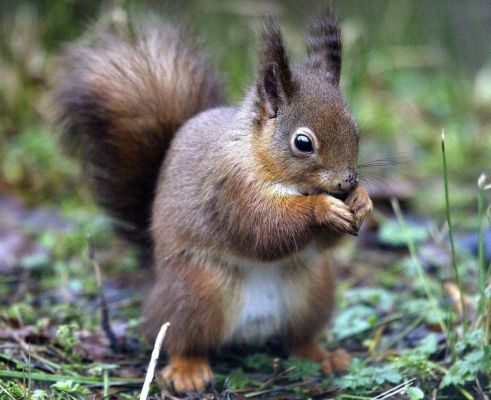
(87, 234), (120, 353)
(372, 378), (415, 400)
(0, 370), (142, 385)
(140, 322), (170, 400)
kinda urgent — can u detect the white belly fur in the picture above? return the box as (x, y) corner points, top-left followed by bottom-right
(231, 265), (288, 343)
(228, 243), (320, 344)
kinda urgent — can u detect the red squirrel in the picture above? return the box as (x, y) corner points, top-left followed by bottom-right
(56, 8), (372, 394)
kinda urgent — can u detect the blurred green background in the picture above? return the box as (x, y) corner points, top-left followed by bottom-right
(0, 0), (490, 219)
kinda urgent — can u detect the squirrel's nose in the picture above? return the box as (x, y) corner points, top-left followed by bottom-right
(337, 170), (358, 193)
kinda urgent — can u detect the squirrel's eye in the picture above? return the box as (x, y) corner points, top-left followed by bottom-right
(294, 134), (314, 153)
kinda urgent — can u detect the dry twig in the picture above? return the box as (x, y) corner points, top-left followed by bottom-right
(87, 234), (120, 353)
(140, 322), (170, 400)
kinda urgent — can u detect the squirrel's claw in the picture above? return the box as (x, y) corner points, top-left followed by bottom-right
(345, 186), (373, 228)
(316, 195), (358, 235)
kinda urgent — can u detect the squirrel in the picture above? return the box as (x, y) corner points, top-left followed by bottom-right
(55, 8), (372, 394)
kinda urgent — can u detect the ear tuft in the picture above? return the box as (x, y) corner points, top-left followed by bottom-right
(306, 6), (342, 86)
(256, 18), (293, 119)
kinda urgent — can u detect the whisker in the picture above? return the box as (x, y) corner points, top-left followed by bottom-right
(359, 167), (414, 181)
(358, 158), (400, 168)
(357, 152), (412, 170)
(358, 160), (398, 168)
(360, 175), (408, 199)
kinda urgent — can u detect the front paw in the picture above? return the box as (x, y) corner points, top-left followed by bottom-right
(345, 186), (373, 229)
(314, 195), (358, 235)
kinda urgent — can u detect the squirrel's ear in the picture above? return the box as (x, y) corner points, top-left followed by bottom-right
(306, 6), (342, 86)
(256, 18), (293, 118)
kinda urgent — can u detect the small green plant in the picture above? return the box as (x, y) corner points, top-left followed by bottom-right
(243, 353), (275, 372)
(55, 322), (81, 357)
(405, 386), (425, 400)
(224, 368), (261, 390)
(284, 358), (321, 382)
(334, 358), (402, 391)
(31, 389), (48, 400)
(51, 380), (90, 396)
(0, 381), (25, 400)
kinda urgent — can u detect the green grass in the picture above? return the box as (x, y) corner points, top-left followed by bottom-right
(441, 130), (467, 334)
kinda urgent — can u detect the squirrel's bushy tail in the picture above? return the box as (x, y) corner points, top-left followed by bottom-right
(56, 22), (223, 251)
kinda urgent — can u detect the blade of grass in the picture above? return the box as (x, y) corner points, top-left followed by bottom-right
(391, 198), (448, 335)
(330, 306), (432, 347)
(0, 354), (28, 368)
(485, 203), (491, 344)
(12, 336), (69, 374)
(0, 371), (142, 386)
(455, 386), (476, 400)
(441, 130), (467, 332)
(103, 369), (109, 398)
(377, 315), (425, 352)
(477, 174), (486, 316)
(477, 173), (491, 340)
(242, 379), (333, 399)
(27, 343), (31, 400)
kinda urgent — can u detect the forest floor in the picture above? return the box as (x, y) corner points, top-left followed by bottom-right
(1, 187), (490, 399)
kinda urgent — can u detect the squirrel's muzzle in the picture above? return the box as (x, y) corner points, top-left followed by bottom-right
(319, 169), (358, 195)
(338, 170), (358, 193)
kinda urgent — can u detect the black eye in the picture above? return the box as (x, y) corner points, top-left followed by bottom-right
(294, 134), (314, 153)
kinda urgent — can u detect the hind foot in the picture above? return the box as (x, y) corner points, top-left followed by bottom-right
(292, 341), (351, 374)
(160, 355), (214, 394)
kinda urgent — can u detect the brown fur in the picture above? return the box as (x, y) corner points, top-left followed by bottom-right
(280, 247), (336, 346)
(143, 255), (228, 355)
(56, 22), (223, 251)
(55, 10), (373, 395)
